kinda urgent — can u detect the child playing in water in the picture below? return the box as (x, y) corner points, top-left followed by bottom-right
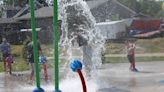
(27, 38), (42, 81)
(126, 40), (138, 72)
(0, 37), (13, 75)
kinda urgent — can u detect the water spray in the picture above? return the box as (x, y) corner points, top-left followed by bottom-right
(70, 59), (87, 92)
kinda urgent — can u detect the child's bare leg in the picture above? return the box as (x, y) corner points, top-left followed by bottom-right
(132, 61), (135, 69)
(132, 56), (136, 69)
(30, 70), (34, 80)
(130, 63), (133, 70)
(8, 62), (12, 75)
(4, 60), (6, 72)
(43, 63), (48, 81)
(29, 63), (34, 80)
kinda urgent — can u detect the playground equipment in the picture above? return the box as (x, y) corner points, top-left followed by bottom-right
(53, 0), (61, 91)
(70, 59), (87, 92)
(29, 0), (61, 92)
(29, 0), (102, 91)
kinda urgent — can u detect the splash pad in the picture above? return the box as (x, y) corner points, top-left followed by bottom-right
(29, 0), (105, 92)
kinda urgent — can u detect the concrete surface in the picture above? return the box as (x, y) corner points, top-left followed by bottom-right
(0, 61), (164, 92)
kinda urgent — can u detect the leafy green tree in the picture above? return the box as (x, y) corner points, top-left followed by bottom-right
(138, 0), (163, 17)
(3, 0), (12, 5)
(118, 0), (164, 17)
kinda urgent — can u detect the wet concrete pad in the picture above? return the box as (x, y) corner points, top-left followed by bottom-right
(97, 87), (130, 92)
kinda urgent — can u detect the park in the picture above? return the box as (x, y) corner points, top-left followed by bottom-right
(0, 0), (164, 92)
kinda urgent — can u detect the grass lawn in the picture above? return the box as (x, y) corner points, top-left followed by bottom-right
(0, 56), (29, 72)
(105, 38), (164, 54)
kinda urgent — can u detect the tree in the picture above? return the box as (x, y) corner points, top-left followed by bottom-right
(138, 0), (163, 17)
(2, 0), (13, 5)
(118, 0), (164, 17)
(0, 0), (28, 7)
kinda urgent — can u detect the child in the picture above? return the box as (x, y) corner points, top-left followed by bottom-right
(126, 40), (138, 72)
(0, 37), (13, 74)
(27, 39), (42, 80)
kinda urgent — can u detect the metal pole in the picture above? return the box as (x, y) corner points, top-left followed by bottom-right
(29, 0), (41, 89)
(53, 0), (61, 92)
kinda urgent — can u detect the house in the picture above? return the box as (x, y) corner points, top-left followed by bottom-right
(0, 1), (55, 44)
(16, 7), (62, 44)
(0, 18), (21, 43)
(0, 0), (138, 43)
(87, 0), (136, 22)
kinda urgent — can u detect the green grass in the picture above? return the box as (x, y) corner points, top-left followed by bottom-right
(105, 43), (125, 54)
(0, 62), (3, 72)
(136, 38), (164, 53)
(12, 57), (29, 71)
(0, 57), (29, 72)
(105, 38), (164, 54)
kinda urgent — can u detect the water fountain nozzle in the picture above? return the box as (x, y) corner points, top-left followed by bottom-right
(70, 59), (83, 72)
(70, 59), (87, 92)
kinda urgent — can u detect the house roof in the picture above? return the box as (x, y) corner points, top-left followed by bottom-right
(87, 0), (108, 9)
(133, 13), (151, 18)
(13, 5), (30, 18)
(17, 7), (54, 20)
(0, 18), (19, 24)
(88, 0), (137, 22)
(114, 0), (136, 15)
(90, 0), (136, 15)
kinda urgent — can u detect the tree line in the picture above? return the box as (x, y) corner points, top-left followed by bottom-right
(118, 0), (164, 18)
(0, 0), (164, 18)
